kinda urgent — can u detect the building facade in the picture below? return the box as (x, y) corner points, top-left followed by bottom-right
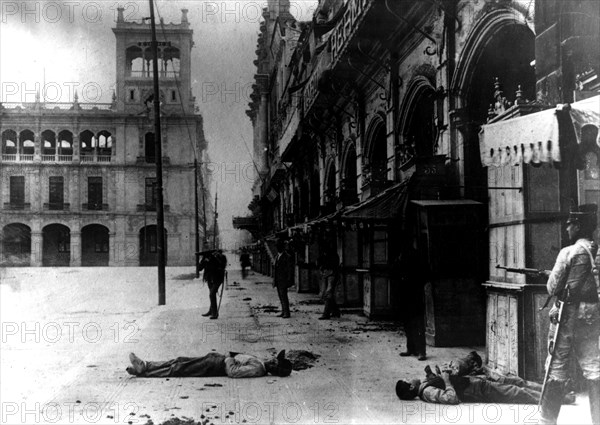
(239, 0), (599, 380)
(0, 8), (211, 267)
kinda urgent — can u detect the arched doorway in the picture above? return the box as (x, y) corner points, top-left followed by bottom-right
(42, 224), (70, 266)
(2, 224), (31, 266)
(139, 225), (167, 266)
(404, 85), (436, 158)
(324, 162), (337, 214)
(309, 170), (320, 219)
(455, 17), (536, 201)
(81, 224), (109, 266)
(365, 117), (388, 196)
(341, 145), (358, 205)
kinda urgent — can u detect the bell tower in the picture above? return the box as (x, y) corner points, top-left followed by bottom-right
(112, 7), (194, 113)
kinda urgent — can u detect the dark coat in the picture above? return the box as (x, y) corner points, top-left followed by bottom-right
(273, 251), (294, 289)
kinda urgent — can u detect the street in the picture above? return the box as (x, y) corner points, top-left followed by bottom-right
(0, 266), (593, 425)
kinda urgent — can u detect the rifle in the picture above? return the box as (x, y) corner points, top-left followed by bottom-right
(496, 265), (554, 309)
(538, 285), (570, 407)
(495, 265), (550, 276)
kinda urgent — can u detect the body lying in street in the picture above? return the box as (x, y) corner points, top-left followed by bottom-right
(126, 350), (292, 378)
(396, 366), (539, 405)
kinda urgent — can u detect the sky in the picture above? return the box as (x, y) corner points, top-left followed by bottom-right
(0, 0), (318, 249)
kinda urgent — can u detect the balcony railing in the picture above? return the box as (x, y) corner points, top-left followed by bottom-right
(41, 155), (55, 162)
(43, 202), (70, 211)
(2, 154), (17, 161)
(3, 202), (31, 210)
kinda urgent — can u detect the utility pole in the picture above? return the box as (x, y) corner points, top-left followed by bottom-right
(213, 187), (218, 250)
(194, 158), (200, 278)
(149, 0), (166, 305)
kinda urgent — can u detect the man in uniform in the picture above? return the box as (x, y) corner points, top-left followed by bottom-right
(539, 204), (599, 425)
(198, 250), (227, 319)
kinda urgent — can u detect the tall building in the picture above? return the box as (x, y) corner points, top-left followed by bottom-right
(0, 8), (209, 267)
(240, 0), (599, 381)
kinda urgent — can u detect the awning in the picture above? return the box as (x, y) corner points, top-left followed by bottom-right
(569, 95), (600, 146)
(479, 95), (599, 167)
(479, 108), (560, 167)
(342, 179), (411, 221)
(287, 208), (346, 233)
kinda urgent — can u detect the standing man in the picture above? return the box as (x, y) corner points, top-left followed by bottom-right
(273, 239), (294, 318)
(539, 204), (599, 425)
(198, 250), (227, 319)
(318, 245), (341, 320)
(394, 241), (427, 361)
(240, 249), (251, 279)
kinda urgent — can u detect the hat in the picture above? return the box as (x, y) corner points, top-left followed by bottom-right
(566, 204), (597, 228)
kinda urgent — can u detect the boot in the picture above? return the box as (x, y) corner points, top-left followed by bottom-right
(539, 380), (565, 425)
(588, 379), (600, 425)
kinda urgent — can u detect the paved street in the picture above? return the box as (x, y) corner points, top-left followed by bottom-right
(0, 266), (593, 425)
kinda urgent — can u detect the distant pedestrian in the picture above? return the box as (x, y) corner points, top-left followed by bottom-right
(240, 249), (251, 279)
(318, 246), (341, 320)
(272, 239), (294, 318)
(198, 249), (227, 319)
(394, 241), (426, 361)
(539, 204), (599, 425)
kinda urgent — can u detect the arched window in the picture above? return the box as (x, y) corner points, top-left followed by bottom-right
(80, 130), (94, 157)
(97, 130), (112, 156)
(2, 130), (17, 154)
(127, 46), (145, 77)
(42, 130), (56, 156)
(20, 130), (35, 155)
(162, 46), (181, 77)
(58, 130), (73, 156)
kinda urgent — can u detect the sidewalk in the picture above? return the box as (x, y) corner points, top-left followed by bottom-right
(0, 266), (592, 424)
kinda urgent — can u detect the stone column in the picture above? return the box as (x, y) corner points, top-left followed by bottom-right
(108, 231), (117, 266)
(31, 231), (43, 266)
(70, 231), (81, 266)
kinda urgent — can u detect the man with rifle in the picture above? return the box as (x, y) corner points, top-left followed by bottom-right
(198, 249), (227, 319)
(539, 204), (599, 425)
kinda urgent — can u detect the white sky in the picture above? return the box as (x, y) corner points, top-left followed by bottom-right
(0, 0), (318, 249)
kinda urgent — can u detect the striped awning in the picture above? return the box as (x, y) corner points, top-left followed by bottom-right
(479, 95), (599, 167)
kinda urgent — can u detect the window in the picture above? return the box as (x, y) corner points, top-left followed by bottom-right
(130, 89), (135, 101)
(49, 176), (64, 209)
(88, 177), (103, 210)
(10, 176), (25, 207)
(145, 178), (157, 211)
(145, 133), (155, 163)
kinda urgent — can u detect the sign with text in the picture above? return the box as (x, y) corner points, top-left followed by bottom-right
(330, 0), (374, 63)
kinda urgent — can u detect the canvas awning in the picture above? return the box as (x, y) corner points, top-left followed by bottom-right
(341, 179), (411, 221)
(479, 95), (599, 167)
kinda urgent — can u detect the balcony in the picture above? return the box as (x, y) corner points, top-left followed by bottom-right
(82, 203), (109, 211)
(3, 202), (31, 210)
(80, 153), (112, 163)
(43, 202), (70, 211)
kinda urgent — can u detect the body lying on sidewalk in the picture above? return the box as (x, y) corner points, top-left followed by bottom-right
(396, 365), (540, 405)
(126, 350), (292, 378)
